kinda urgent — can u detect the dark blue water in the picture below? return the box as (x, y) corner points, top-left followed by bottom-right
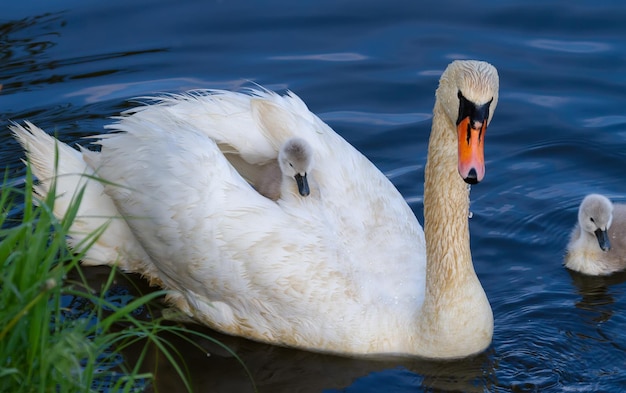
(3, 0), (626, 391)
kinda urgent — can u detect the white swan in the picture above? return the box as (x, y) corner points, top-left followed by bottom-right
(565, 193), (626, 275)
(11, 59), (499, 359)
(251, 137), (314, 201)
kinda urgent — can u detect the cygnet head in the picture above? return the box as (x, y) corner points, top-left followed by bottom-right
(278, 137), (314, 197)
(578, 193), (613, 251)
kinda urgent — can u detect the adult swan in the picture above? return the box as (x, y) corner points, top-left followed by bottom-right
(12, 60), (499, 359)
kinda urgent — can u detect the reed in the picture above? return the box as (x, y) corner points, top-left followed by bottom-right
(0, 166), (255, 393)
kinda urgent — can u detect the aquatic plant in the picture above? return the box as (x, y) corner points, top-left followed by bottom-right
(0, 166), (255, 392)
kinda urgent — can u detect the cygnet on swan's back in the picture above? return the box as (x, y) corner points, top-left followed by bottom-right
(565, 193), (626, 275)
(255, 137), (313, 201)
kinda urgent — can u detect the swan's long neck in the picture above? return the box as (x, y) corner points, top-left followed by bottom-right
(424, 103), (473, 296)
(415, 100), (493, 358)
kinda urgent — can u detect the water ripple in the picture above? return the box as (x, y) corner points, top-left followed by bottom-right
(64, 78), (249, 103)
(270, 52), (368, 62)
(505, 92), (571, 108)
(527, 39), (611, 53)
(320, 111), (430, 126)
(583, 115), (626, 128)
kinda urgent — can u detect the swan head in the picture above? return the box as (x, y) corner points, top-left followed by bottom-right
(436, 60), (499, 184)
(578, 193), (613, 251)
(278, 137), (314, 197)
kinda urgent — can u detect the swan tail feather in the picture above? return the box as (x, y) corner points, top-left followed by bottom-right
(10, 122), (155, 274)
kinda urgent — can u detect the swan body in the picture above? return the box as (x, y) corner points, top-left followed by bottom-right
(12, 59), (499, 359)
(565, 193), (626, 275)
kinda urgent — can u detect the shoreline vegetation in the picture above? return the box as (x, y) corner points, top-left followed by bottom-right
(0, 166), (255, 392)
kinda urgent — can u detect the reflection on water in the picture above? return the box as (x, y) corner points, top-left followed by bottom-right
(568, 270), (626, 324)
(138, 324), (498, 393)
(95, 266), (626, 392)
(0, 12), (64, 94)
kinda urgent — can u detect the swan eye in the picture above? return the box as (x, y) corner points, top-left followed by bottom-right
(590, 217), (595, 223)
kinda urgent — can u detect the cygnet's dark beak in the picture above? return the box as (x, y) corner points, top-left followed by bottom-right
(294, 173), (310, 197)
(594, 228), (611, 252)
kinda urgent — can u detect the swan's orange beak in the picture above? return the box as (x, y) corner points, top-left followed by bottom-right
(456, 92), (493, 184)
(457, 116), (486, 184)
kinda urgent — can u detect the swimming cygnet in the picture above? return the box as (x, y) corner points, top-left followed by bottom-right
(255, 137), (313, 201)
(565, 193), (626, 275)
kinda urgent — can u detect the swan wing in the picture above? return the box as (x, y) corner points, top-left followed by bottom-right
(115, 90), (424, 260)
(93, 90), (426, 341)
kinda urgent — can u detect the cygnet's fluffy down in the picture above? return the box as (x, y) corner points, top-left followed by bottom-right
(255, 137), (313, 201)
(565, 193), (626, 275)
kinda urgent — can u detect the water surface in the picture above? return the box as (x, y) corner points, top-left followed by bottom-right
(2, 0), (626, 391)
